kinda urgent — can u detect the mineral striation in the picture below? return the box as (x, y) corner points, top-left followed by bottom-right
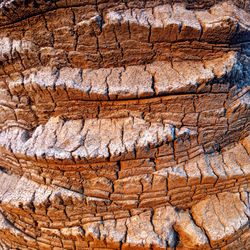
(0, 0), (249, 249)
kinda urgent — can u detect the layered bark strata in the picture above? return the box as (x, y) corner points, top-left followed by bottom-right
(0, 1), (250, 71)
(0, 0), (249, 249)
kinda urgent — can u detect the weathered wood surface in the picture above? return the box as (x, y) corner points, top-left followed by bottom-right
(0, 0), (249, 249)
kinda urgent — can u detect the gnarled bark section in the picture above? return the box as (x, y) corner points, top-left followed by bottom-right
(0, 0), (249, 249)
(0, 2), (250, 72)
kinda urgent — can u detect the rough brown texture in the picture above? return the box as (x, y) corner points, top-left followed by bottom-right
(0, 0), (249, 249)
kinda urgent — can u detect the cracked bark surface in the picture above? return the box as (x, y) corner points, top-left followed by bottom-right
(0, 0), (249, 249)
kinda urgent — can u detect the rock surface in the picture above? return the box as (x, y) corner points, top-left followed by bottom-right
(0, 0), (249, 249)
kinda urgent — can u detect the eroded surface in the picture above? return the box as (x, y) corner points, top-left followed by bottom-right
(0, 0), (249, 249)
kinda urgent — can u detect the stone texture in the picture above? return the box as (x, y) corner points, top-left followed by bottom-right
(0, 0), (249, 249)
